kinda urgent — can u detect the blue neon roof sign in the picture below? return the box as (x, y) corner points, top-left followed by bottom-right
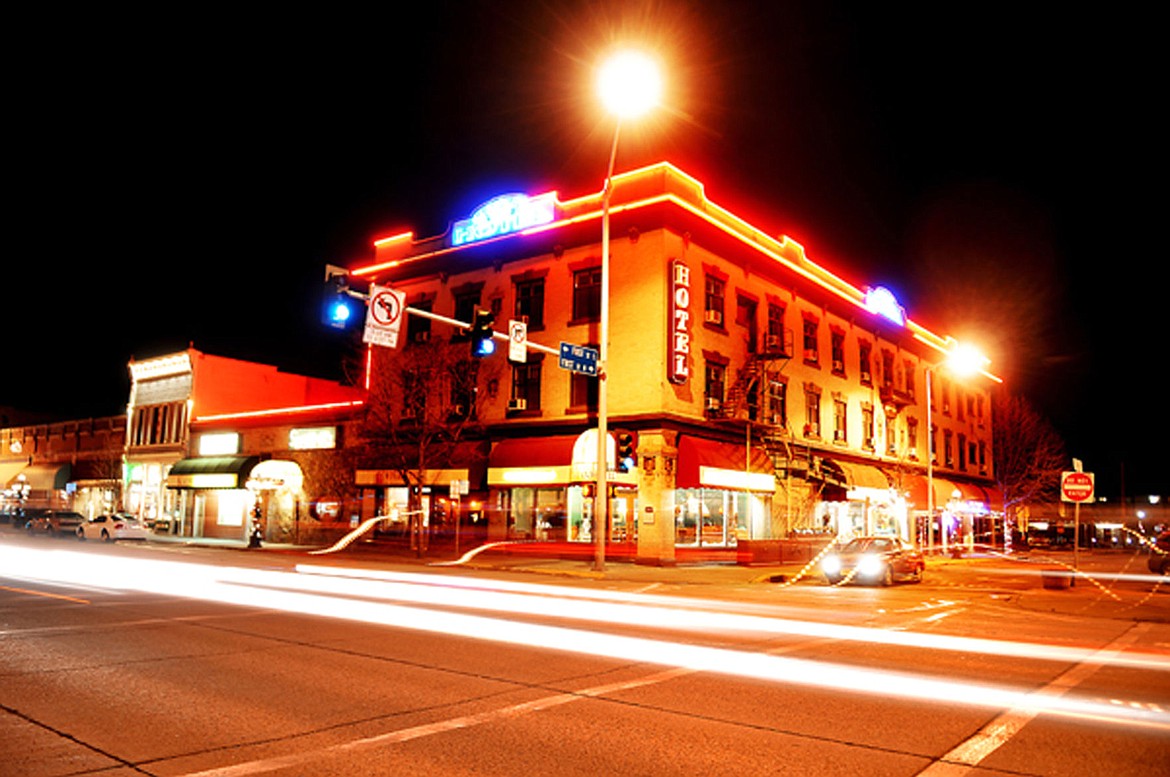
(864, 286), (906, 326)
(451, 192), (557, 246)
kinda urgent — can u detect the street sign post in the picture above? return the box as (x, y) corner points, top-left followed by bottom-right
(1061, 471), (1094, 503)
(363, 285), (406, 348)
(1061, 469), (1095, 582)
(508, 320), (528, 363)
(559, 342), (600, 376)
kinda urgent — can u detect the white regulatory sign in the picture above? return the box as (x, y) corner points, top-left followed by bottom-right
(508, 320), (528, 362)
(364, 284), (406, 348)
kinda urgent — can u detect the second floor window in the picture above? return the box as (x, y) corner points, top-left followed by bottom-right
(572, 268), (601, 321)
(705, 362), (725, 408)
(833, 398), (847, 443)
(453, 291), (480, 339)
(512, 362), (542, 410)
(859, 341), (873, 385)
(804, 387), (821, 437)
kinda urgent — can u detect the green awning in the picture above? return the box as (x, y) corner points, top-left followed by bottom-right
(167, 456), (259, 489)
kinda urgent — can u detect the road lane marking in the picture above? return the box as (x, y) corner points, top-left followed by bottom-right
(915, 622), (1153, 776)
(0, 584), (90, 604)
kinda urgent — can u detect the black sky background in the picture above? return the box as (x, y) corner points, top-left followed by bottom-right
(6, 2), (1164, 496)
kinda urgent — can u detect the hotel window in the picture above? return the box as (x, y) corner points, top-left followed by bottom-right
(833, 396), (847, 443)
(766, 303), (788, 354)
(907, 417), (919, 459)
(704, 361), (726, 410)
(704, 275), (726, 327)
(859, 341), (873, 385)
(861, 404), (875, 450)
(958, 433), (968, 470)
(831, 330), (846, 376)
(570, 346), (599, 410)
(956, 389), (966, 421)
(943, 429), (954, 467)
(511, 361), (542, 411)
(803, 384), (821, 437)
(941, 378), (952, 415)
(802, 317), (819, 364)
(452, 289), (481, 340)
(406, 299), (432, 345)
(903, 359), (915, 399)
(766, 374), (787, 426)
(929, 423), (938, 464)
(514, 277), (545, 329)
(572, 267), (601, 321)
(880, 349), (895, 391)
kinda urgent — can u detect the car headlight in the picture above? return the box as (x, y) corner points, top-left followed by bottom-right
(857, 554), (884, 577)
(822, 555), (842, 575)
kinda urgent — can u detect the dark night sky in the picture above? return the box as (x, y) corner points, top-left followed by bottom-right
(6, 2), (1164, 496)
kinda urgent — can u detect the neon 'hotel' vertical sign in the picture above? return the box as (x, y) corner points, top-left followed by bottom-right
(669, 259), (691, 383)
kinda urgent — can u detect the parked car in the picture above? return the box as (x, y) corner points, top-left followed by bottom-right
(1148, 531), (1170, 576)
(822, 536), (925, 586)
(25, 510), (86, 537)
(77, 513), (148, 542)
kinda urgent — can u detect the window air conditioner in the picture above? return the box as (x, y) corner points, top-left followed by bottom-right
(413, 330), (430, 344)
(508, 398), (527, 411)
(705, 397), (721, 411)
(765, 334), (782, 352)
(704, 310), (723, 325)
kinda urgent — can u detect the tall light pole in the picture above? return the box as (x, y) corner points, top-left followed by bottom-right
(925, 341), (990, 554)
(593, 50), (661, 572)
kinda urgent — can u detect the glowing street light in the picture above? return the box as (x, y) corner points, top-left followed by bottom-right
(593, 50), (662, 572)
(926, 340), (992, 554)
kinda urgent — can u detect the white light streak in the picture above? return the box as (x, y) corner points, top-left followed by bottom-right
(2, 545), (1168, 731)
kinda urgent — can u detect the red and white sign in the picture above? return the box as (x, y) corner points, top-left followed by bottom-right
(364, 284), (405, 348)
(668, 259), (691, 384)
(1061, 471), (1095, 503)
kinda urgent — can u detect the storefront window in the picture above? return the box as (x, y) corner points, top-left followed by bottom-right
(674, 488), (769, 546)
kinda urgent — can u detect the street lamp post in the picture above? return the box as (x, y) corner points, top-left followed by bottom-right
(593, 51), (661, 572)
(924, 341), (992, 555)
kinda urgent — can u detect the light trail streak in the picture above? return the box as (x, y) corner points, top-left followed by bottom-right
(2, 545), (1168, 731)
(293, 564), (1170, 673)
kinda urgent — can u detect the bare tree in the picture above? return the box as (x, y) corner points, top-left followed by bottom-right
(360, 338), (500, 552)
(992, 390), (1066, 528)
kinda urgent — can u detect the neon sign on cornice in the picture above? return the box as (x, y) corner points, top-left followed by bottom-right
(451, 192), (557, 246)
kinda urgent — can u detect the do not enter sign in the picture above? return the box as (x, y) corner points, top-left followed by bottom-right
(1061, 471), (1095, 503)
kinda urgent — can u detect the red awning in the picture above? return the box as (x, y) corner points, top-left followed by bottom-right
(488, 436), (577, 469)
(676, 436), (773, 490)
(900, 475), (990, 509)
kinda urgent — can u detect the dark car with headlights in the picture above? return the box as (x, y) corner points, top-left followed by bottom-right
(25, 509), (86, 537)
(1149, 531), (1170, 576)
(822, 536), (925, 586)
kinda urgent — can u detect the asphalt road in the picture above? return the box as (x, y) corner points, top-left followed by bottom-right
(1, 534), (1168, 776)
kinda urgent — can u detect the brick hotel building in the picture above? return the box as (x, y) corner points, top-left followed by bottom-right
(346, 162), (999, 565)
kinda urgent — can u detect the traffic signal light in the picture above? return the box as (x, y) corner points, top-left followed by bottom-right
(615, 430), (637, 473)
(470, 309), (496, 357)
(322, 270), (359, 330)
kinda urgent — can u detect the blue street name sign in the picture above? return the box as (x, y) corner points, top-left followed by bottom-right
(559, 342), (599, 376)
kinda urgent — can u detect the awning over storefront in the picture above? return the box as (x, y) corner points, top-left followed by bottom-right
(167, 456), (259, 489)
(901, 474), (990, 511)
(487, 432), (638, 487)
(488, 435), (577, 486)
(356, 468), (469, 488)
(1, 460), (28, 488)
(677, 436), (774, 492)
(9, 463), (72, 490)
(837, 462), (891, 491)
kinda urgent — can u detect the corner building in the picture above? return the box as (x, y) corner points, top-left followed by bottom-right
(351, 163), (998, 565)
